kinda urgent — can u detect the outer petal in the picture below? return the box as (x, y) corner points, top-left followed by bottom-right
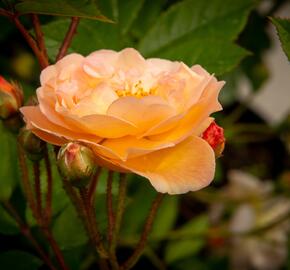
(20, 106), (102, 144)
(92, 136), (175, 161)
(105, 136), (216, 194)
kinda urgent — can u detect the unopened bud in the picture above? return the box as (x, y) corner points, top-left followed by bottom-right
(202, 121), (225, 158)
(0, 76), (23, 120)
(57, 142), (96, 188)
(19, 128), (45, 161)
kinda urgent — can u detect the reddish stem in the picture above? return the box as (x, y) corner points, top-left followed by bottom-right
(121, 193), (164, 270)
(31, 14), (48, 60)
(106, 171), (115, 245)
(44, 147), (53, 223)
(3, 201), (57, 270)
(33, 162), (42, 220)
(56, 17), (80, 61)
(88, 167), (102, 204)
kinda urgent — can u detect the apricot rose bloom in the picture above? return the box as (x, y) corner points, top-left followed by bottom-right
(20, 48), (224, 194)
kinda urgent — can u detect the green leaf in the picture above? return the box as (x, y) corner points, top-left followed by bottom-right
(131, 0), (166, 39)
(165, 215), (209, 263)
(150, 196), (178, 239)
(15, 0), (113, 22)
(42, 19), (121, 60)
(52, 203), (88, 250)
(118, 0), (145, 35)
(0, 123), (19, 201)
(271, 17), (290, 61)
(0, 204), (19, 235)
(138, 0), (254, 75)
(0, 250), (43, 270)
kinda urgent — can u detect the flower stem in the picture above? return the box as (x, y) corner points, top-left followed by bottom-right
(88, 167), (102, 204)
(106, 171), (115, 245)
(31, 14), (48, 60)
(17, 141), (37, 218)
(56, 17), (80, 61)
(33, 161), (42, 220)
(2, 201), (57, 270)
(121, 193), (164, 270)
(44, 146), (53, 224)
(110, 173), (128, 269)
(79, 187), (109, 259)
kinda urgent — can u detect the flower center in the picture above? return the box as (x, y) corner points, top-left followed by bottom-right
(115, 81), (157, 98)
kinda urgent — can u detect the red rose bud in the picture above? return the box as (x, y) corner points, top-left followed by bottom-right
(202, 121), (225, 157)
(19, 128), (45, 161)
(0, 76), (23, 120)
(57, 142), (97, 188)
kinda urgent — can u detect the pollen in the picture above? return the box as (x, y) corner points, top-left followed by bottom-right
(115, 81), (157, 98)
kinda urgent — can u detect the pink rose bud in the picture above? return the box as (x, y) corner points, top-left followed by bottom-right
(0, 76), (23, 120)
(202, 121), (225, 158)
(19, 128), (45, 161)
(57, 142), (97, 188)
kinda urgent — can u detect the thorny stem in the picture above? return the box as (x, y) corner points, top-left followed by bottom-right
(33, 161), (42, 220)
(79, 187), (109, 259)
(121, 193), (164, 270)
(88, 167), (102, 204)
(44, 146), (53, 223)
(0, 9), (49, 69)
(17, 141), (37, 217)
(41, 226), (70, 270)
(56, 17), (80, 61)
(2, 201), (57, 270)
(31, 14), (48, 60)
(110, 174), (128, 270)
(107, 171), (115, 245)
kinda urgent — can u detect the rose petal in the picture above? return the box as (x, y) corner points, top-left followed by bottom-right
(105, 136), (216, 194)
(92, 136), (175, 160)
(20, 106), (102, 144)
(107, 96), (176, 133)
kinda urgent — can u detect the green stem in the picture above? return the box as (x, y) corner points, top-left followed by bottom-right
(121, 193), (164, 270)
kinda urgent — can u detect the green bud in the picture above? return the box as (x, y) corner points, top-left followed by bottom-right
(57, 142), (96, 188)
(18, 128), (45, 161)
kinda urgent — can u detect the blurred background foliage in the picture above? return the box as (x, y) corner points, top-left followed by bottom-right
(0, 0), (290, 269)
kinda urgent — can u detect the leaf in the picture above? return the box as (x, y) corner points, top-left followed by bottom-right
(15, 0), (113, 22)
(0, 122), (19, 201)
(0, 250), (43, 270)
(138, 0), (254, 75)
(165, 215), (209, 263)
(150, 195), (178, 239)
(52, 203), (88, 250)
(271, 17), (290, 61)
(131, 0), (166, 39)
(118, 0), (145, 35)
(0, 204), (19, 235)
(42, 19), (121, 60)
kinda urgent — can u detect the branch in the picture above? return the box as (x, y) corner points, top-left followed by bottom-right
(121, 193), (164, 270)
(56, 17), (80, 61)
(31, 14), (48, 60)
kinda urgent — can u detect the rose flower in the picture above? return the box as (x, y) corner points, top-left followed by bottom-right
(21, 48), (224, 194)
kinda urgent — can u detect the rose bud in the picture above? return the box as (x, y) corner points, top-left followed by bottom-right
(57, 142), (97, 188)
(19, 128), (45, 161)
(202, 121), (225, 158)
(0, 76), (23, 120)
